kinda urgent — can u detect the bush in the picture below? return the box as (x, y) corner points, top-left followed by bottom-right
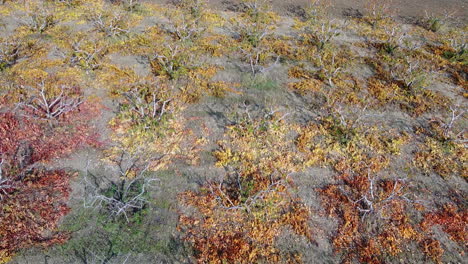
(20, 5), (57, 34)
(179, 113), (312, 263)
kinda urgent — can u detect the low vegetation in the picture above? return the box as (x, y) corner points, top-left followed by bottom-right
(0, 0), (466, 263)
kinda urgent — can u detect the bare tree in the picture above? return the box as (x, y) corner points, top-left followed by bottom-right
(228, 16), (272, 48)
(0, 156), (12, 200)
(122, 84), (171, 123)
(390, 58), (428, 90)
(87, 11), (129, 37)
(67, 39), (107, 70)
(428, 105), (466, 141)
(240, 46), (280, 75)
(380, 26), (407, 55)
(117, 0), (141, 11)
(0, 39), (21, 69)
(16, 80), (84, 121)
(83, 152), (159, 222)
(172, 15), (205, 41)
(20, 6), (57, 34)
(422, 9), (457, 32)
(151, 45), (181, 78)
(341, 172), (423, 219)
(364, 0), (395, 27)
(303, 19), (345, 50)
(208, 169), (287, 213)
(316, 52), (342, 87)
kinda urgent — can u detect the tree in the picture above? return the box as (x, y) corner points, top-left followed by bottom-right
(0, 168), (72, 264)
(0, 106), (99, 262)
(179, 112), (312, 263)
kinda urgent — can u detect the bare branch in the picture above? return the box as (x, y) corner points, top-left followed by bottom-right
(82, 156), (159, 222)
(16, 81), (84, 121)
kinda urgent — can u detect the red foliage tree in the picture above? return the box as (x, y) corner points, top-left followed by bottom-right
(0, 104), (101, 262)
(421, 203), (468, 243)
(0, 169), (71, 262)
(0, 102), (101, 165)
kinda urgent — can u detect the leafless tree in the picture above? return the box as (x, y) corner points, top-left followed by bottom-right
(428, 105), (466, 141)
(390, 58), (428, 90)
(0, 39), (21, 69)
(0, 157), (7, 199)
(162, 0), (207, 42)
(172, 15), (205, 41)
(82, 153), (159, 222)
(342, 172), (423, 219)
(442, 106), (466, 138)
(66, 40), (107, 70)
(240, 46), (280, 75)
(152, 45), (181, 77)
(422, 9), (457, 32)
(122, 83), (172, 123)
(20, 6), (57, 34)
(16, 81), (84, 121)
(380, 26), (407, 54)
(209, 169), (287, 213)
(305, 20), (345, 50)
(118, 0), (141, 11)
(316, 52), (342, 87)
(303, 0), (332, 22)
(228, 17), (272, 48)
(0, 155), (13, 201)
(364, 0), (395, 27)
(150, 44), (196, 80)
(332, 104), (370, 128)
(88, 11), (129, 37)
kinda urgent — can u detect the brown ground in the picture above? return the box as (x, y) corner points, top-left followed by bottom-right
(152, 0), (468, 19)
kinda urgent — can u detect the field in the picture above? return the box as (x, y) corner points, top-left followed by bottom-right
(0, 0), (466, 263)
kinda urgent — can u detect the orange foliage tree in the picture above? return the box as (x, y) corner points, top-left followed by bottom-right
(178, 113), (312, 263)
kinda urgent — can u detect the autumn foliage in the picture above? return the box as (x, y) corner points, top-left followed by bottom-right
(421, 203), (468, 244)
(0, 109), (99, 262)
(179, 114), (312, 263)
(0, 90), (99, 262)
(0, 109), (99, 164)
(0, 168), (71, 263)
(0, 0), (466, 263)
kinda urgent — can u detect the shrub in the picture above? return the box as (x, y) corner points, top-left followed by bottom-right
(179, 113), (312, 263)
(83, 151), (158, 221)
(0, 111), (99, 164)
(363, 0), (395, 28)
(228, 0), (281, 74)
(296, 110), (410, 174)
(242, 74), (280, 91)
(0, 38), (23, 71)
(0, 168), (72, 264)
(421, 203), (467, 243)
(86, 8), (130, 37)
(20, 5), (57, 34)
(16, 78), (84, 121)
